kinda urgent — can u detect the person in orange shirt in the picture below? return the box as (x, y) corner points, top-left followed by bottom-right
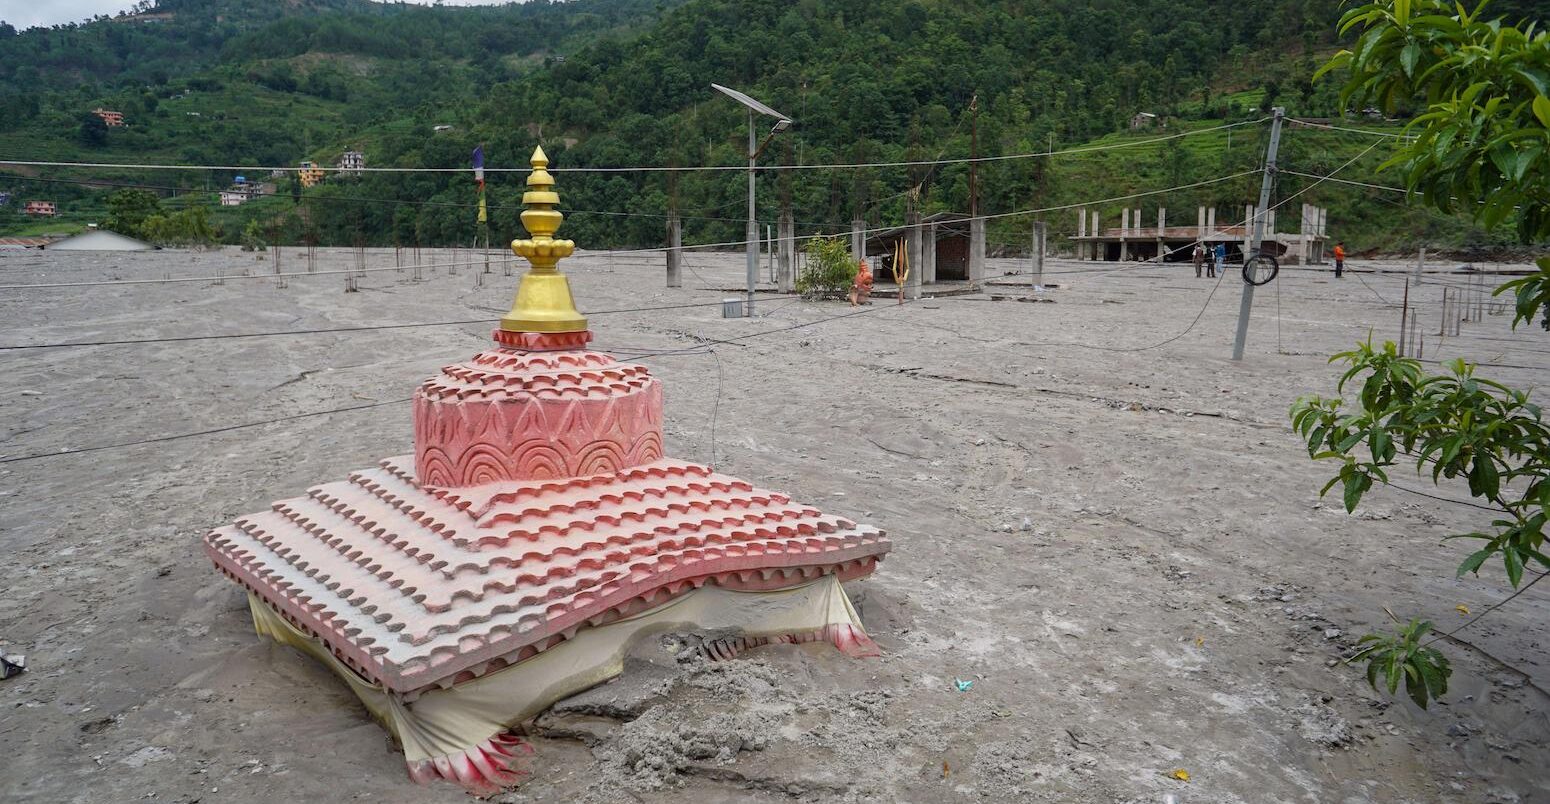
(849, 258), (874, 306)
(1333, 241), (1346, 278)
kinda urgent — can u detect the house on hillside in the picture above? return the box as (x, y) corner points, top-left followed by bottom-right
(93, 108), (126, 127)
(298, 161), (325, 188)
(337, 150), (365, 176)
(1130, 111), (1158, 130)
(24, 201), (57, 216)
(220, 176), (274, 206)
(0, 191), (11, 206)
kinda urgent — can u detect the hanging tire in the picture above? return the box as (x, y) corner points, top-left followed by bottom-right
(1242, 254), (1279, 286)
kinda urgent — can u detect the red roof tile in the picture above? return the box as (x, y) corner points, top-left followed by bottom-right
(205, 456), (889, 695)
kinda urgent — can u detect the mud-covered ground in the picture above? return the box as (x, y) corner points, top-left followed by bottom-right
(1, 246), (1547, 803)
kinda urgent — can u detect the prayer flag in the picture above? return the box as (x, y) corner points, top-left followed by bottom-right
(471, 145), (485, 189)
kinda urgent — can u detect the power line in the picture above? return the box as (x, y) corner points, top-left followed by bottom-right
(0, 397), (406, 465)
(3, 173), (844, 230)
(1386, 482), (1504, 511)
(0, 119), (1267, 175)
(0, 296), (919, 464)
(1285, 118), (1416, 140)
(1280, 169), (1405, 194)
(0, 171), (1260, 289)
(0, 300), (735, 350)
(995, 142), (1384, 353)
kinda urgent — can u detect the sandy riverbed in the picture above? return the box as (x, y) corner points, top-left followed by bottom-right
(1, 245), (1546, 803)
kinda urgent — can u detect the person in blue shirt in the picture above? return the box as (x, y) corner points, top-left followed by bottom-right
(1212, 243), (1226, 278)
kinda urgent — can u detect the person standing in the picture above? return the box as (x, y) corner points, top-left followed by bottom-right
(1333, 241), (1346, 278)
(849, 258), (873, 307)
(1192, 242), (1205, 278)
(1212, 242), (1225, 278)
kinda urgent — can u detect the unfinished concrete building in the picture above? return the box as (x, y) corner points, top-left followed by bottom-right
(1070, 204), (1328, 264)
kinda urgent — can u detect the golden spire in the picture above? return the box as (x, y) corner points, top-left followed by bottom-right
(500, 146), (587, 333)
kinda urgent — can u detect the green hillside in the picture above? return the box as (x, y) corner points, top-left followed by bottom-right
(0, 0), (1542, 255)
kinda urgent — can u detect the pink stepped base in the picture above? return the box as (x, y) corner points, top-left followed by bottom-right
(203, 334), (891, 794)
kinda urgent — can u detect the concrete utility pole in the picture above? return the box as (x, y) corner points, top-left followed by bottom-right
(712, 84), (791, 317)
(746, 112), (757, 312)
(968, 93), (979, 220)
(666, 213), (682, 288)
(1031, 220), (1047, 288)
(1231, 107), (1285, 361)
(777, 209), (794, 293)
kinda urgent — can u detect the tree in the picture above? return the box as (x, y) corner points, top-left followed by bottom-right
(103, 188), (161, 237)
(142, 205), (215, 248)
(1293, 0), (1550, 708)
(78, 111), (108, 147)
(1319, 0), (1550, 241)
(796, 235), (853, 299)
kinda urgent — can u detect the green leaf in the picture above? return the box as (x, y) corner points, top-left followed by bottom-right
(1401, 42), (1422, 76)
(1344, 473), (1366, 513)
(1456, 547), (1495, 576)
(1533, 95), (1550, 128)
(1504, 545), (1524, 587)
(1406, 662), (1432, 708)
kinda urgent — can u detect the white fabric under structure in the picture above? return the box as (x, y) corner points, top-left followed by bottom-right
(248, 574), (872, 793)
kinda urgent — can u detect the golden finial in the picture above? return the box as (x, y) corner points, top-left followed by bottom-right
(500, 146), (587, 334)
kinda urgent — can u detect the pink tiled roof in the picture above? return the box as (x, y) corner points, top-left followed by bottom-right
(204, 456), (889, 695)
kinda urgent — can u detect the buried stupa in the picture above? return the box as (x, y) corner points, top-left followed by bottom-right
(202, 147), (891, 794)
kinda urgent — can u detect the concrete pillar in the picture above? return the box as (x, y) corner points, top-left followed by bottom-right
(1207, 206), (1216, 234)
(1415, 247), (1426, 278)
(905, 210), (923, 299)
(969, 216), (986, 281)
(1090, 211), (1100, 260)
(851, 217), (865, 265)
(666, 213), (682, 288)
(1156, 207), (1167, 262)
(1076, 207), (1087, 260)
(1120, 208), (1130, 261)
(922, 220), (938, 283)
(1298, 203), (1310, 265)
(777, 210), (795, 293)
(1032, 220), (1047, 287)
(1317, 207), (1328, 263)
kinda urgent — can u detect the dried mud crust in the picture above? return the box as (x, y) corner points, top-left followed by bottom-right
(2, 248), (1547, 803)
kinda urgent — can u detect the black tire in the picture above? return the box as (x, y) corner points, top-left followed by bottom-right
(1242, 254), (1279, 286)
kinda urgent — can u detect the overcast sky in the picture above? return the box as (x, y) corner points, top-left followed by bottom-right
(0, 1), (509, 30)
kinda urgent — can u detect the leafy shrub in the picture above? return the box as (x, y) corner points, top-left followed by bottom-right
(796, 235), (853, 299)
(240, 219), (268, 251)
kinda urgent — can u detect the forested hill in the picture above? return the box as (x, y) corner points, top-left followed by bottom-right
(0, 0), (1542, 252)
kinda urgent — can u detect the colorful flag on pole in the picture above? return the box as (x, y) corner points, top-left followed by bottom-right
(473, 145), (487, 224)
